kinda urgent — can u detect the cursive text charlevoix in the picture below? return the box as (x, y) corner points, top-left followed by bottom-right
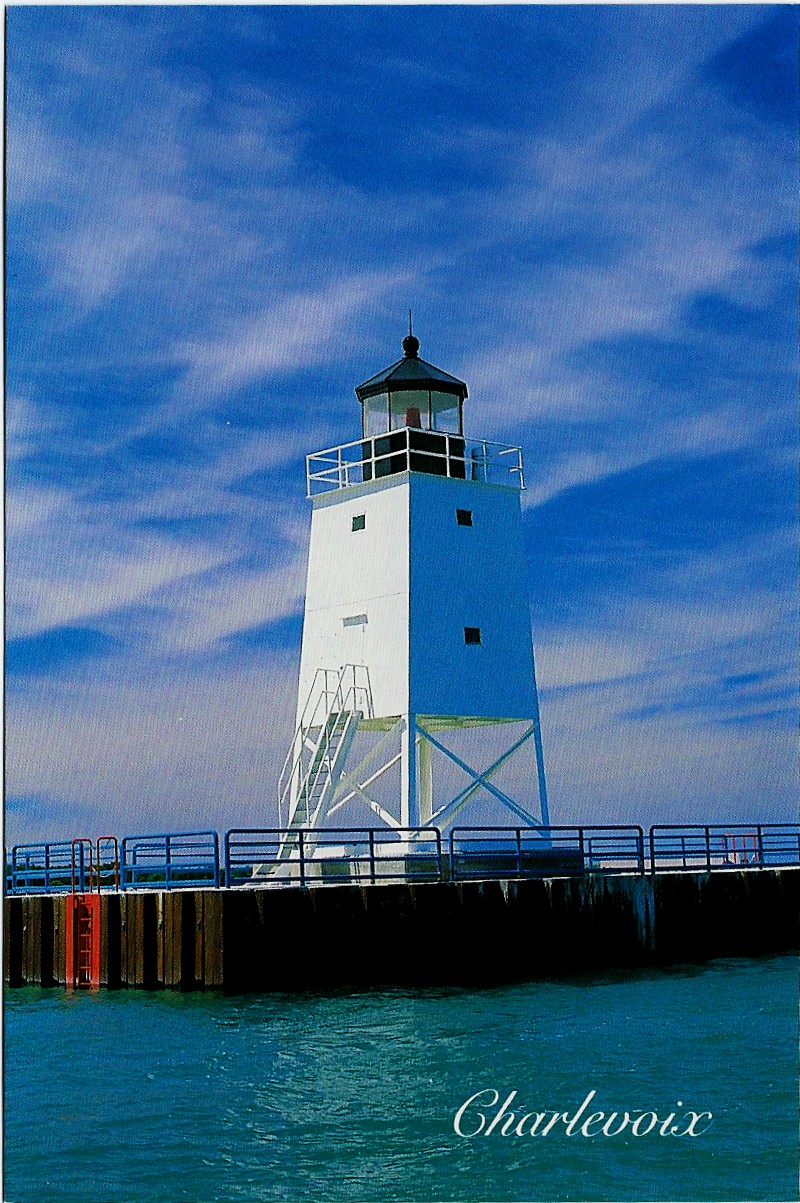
(453, 1090), (713, 1138)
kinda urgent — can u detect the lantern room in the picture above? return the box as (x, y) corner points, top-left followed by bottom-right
(355, 331), (469, 481)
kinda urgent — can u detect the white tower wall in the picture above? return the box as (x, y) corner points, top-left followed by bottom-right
(297, 477), (410, 724)
(297, 471), (536, 725)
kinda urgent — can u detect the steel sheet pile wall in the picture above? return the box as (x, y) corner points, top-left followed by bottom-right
(5, 869), (798, 992)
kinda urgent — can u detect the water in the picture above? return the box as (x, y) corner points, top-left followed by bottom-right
(5, 957), (798, 1203)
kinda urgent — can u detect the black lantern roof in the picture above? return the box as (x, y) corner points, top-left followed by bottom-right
(355, 333), (468, 403)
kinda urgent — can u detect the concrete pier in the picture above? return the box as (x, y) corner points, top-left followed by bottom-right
(5, 867), (798, 992)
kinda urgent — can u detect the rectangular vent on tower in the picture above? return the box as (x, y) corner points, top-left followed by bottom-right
(456, 509), (473, 526)
(464, 626), (481, 645)
(343, 614), (368, 628)
(352, 514), (366, 531)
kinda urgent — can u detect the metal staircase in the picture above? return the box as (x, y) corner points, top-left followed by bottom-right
(263, 666), (373, 875)
(288, 706), (359, 830)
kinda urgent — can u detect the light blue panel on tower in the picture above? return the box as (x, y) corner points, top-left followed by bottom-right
(408, 472), (536, 720)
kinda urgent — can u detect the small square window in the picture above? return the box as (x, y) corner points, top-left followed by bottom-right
(352, 514), (365, 532)
(464, 626), (481, 645)
(456, 509), (473, 527)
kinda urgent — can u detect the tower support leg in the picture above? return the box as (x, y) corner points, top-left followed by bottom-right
(400, 715), (418, 828)
(418, 733), (433, 825)
(531, 648), (550, 828)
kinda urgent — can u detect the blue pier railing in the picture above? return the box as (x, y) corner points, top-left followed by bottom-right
(448, 825), (645, 881)
(5, 822), (799, 895)
(7, 841), (78, 894)
(648, 824), (800, 874)
(120, 831), (220, 889)
(225, 827), (442, 887)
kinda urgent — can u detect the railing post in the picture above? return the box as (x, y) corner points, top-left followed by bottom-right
(45, 844), (51, 893)
(95, 838), (117, 893)
(578, 827), (586, 874)
(110, 838), (120, 891)
(636, 827), (645, 876)
(298, 830), (306, 887)
(449, 829), (456, 881)
(213, 832), (220, 888)
(515, 827), (522, 877)
(165, 834), (172, 889)
(756, 825), (764, 869)
(224, 832), (232, 889)
(705, 826), (711, 872)
(368, 829), (376, 884)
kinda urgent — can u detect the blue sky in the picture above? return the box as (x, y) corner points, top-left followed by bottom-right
(6, 6), (798, 844)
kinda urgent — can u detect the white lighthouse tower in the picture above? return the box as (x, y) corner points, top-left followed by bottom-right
(278, 328), (549, 846)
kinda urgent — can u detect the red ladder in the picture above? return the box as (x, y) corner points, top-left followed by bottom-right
(64, 837), (117, 989)
(65, 892), (101, 989)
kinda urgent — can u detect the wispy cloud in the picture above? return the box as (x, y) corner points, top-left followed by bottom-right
(171, 271), (410, 403)
(522, 405), (768, 508)
(6, 656), (301, 843)
(9, 525), (231, 641)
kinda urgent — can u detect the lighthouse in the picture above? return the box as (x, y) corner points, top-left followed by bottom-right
(279, 328), (549, 843)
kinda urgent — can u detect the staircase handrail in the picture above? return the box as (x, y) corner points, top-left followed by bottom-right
(277, 668), (335, 824)
(277, 668), (344, 804)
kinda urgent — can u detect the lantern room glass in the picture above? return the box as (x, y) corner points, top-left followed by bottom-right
(362, 389), (463, 437)
(362, 394), (389, 437)
(390, 391), (425, 430)
(430, 390), (461, 434)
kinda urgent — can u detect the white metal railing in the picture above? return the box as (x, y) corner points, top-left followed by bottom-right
(306, 429), (525, 496)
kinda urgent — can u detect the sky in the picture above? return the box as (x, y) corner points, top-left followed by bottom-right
(6, 5), (799, 846)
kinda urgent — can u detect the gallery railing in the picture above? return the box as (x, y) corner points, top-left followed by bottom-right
(306, 430), (525, 495)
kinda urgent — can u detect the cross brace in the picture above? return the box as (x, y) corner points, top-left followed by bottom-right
(416, 721), (542, 828)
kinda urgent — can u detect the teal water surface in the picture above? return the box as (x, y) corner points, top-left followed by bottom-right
(5, 957), (798, 1203)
